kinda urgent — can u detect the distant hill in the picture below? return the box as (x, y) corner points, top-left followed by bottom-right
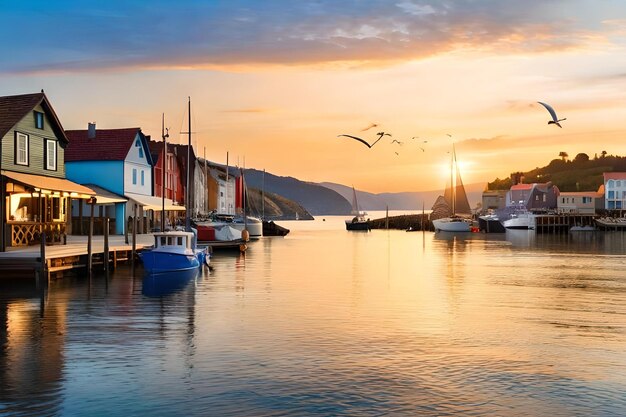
(320, 182), (486, 211)
(487, 153), (626, 191)
(245, 187), (314, 220)
(243, 169), (352, 215)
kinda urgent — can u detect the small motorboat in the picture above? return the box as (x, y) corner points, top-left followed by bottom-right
(139, 230), (209, 274)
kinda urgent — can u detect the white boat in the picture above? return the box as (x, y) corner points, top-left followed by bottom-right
(345, 186), (370, 231)
(232, 215), (263, 239)
(502, 210), (536, 229)
(432, 145), (472, 232)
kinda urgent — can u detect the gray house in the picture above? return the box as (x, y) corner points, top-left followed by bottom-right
(0, 92), (94, 251)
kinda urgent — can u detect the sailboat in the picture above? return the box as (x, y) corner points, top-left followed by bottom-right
(345, 186), (370, 231)
(432, 145), (472, 232)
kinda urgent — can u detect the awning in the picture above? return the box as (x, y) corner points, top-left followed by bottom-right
(83, 184), (127, 204)
(2, 170), (95, 198)
(125, 192), (185, 211)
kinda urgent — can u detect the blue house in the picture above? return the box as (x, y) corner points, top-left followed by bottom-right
(65, 124), (156, 235)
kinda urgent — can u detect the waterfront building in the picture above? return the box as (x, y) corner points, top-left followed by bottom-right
(0, 92), (94, 251)
(557, 190), (604, 214)
(203, 162), (237, 215)
(506, 182), (560, 211)
(65, 125), (156, 235)
(481, 189), (507, 213)
(148, 140), (185, 229)
(603, 172), (626, 210)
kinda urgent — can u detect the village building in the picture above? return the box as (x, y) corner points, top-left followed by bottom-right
(203, 161), (237, 215)
(481, 189), (507, 213)
(603, 172), (626, 211)
(506, 182), (560, 211)
(557, 191), (604, 214)
(148, 139), (185, 229)
(65, 124), (162, 235)
(0, 92), (94, 251)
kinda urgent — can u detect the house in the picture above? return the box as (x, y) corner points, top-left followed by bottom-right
(203, 161), (237, 215)
(481, 189), (507, 213)
(148, 139), (185, 229)
(603, 172), (626, 211)
(65, 124), (163, 235)
(168, 143), (203, 218)
(506, 182), (560, 211)
(557, 191), (604, 214)
(0, 92), (94, 250)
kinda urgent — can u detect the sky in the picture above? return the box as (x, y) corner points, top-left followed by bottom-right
(2, 0), (626, 193)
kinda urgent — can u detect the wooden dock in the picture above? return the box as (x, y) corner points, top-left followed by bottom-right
(0, 235), (153, 279)
(534, 214), (597, 234)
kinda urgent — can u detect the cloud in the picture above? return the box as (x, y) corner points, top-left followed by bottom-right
(1, 0), (624, 74)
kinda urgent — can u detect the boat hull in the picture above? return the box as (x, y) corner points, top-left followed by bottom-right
(345, 219), (370, 231)
(231, 216), (263, 239)
(433, 217), (471, 232)
(478, 216), (505, 233)
(139, 250), (203, 274)
(502, 215), (535, 230)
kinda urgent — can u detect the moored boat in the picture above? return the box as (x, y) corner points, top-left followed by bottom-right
(432, 144), (472, 232)
(345, 186), (370, 231)
(139, 231), (208, 274)
(502, 210), (536, 229)
(478, 213), (505, 233)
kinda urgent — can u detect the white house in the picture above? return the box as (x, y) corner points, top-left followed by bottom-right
(603, 172), (626, 210)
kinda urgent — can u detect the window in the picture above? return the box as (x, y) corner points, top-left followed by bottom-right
(15, 132), (29, 165)
(139, 148), (144, 159)
(617, 181), (622, 187)
(608, 191), (615, 199)
(132, 168), (137, 185)
(34, 111), (44, 129)
(141, 170), (145, 186)
(45, 139), (57, 170)
(135, 139), (141, 147)
(607, 180), (614, 188)
(543, 194), (546, 202)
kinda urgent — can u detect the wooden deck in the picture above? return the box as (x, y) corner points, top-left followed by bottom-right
(0, 234), (154, 279)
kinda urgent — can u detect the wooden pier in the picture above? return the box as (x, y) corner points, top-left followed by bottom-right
(0, 235), (152, 279)
(534, 214), (597, 234)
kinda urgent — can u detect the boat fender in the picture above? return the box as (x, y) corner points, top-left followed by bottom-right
(242, 229), (250, 241)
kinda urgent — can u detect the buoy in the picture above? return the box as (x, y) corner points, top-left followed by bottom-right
(242, 229), (250, 241)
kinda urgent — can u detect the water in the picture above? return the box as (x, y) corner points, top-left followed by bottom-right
(1, 216), (625, 416)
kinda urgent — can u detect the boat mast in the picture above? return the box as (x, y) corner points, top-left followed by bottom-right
(451, 144), (456, 215)
(262, 168), (265, 220)
(185, 96), (191, 232)
(161, 113), (169, 232)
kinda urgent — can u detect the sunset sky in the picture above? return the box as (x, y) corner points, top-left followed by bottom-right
(2, 1), (625, 193)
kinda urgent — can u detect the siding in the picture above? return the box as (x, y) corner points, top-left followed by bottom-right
(66, 160), (124, 195)
(1, 103), (65, 178)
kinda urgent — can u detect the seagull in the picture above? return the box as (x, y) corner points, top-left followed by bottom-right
(394, 152), (399, 156)
(411, 136), (419, 140)
(419, 147), (425, 152)
(446, 133), (452, 137)
(537, 101), (566, 128)
(360, 123), (379, 132)
(338, 133), (385, 148)
(391, 139), (403, 145)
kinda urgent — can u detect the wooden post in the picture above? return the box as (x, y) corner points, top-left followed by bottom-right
(40, 228), (47, 282)
(0, 173), (5, 252)
(104, 217), (110, 273)
(79, 198), (84, 235)
(131, 204), (137, 267)
(385, 205), (389, 229)
(87, 197), (96, 273)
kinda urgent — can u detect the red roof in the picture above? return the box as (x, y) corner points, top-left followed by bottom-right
(604, 172), (626, 181)
(65, 127), (142, 161)
(510, 184), (532, 190)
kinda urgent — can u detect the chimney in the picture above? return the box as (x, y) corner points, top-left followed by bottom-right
(87, 122), (96, 139)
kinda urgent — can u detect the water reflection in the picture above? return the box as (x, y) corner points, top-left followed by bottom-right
(142, 269), (199, 298)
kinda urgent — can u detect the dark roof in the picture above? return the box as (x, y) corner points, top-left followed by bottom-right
(65, 127), (143, 161)
(0, 92), (69, 145)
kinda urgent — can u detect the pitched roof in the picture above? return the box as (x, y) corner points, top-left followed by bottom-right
(510, 184), (532, 191)
(604, 172), (626, 181)
(65, 127), (142, 161)
(0, 92), (69, 145)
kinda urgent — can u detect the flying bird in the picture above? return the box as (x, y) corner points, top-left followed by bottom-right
(338, 133), (384, 148)
(394, 152), (399, 156)
(360, 123), (379, 132)
(391, 139), (403, 145)
(446, 133), (452, 138)
(537, 101), (566, 128)
(411, 136), (419, 140)
(419, 147), (425, 152)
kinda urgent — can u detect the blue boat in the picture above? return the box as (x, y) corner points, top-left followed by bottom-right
(142, 268), (199, 297)
(139, 231), (209, 274)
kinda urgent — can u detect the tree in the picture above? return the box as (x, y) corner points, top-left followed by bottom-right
(601, 150), (607, 158)
(574, 153), (589, 163)
(559, 151), (569, 161)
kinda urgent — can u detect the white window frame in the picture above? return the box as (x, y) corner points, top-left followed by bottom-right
(45, 139), (57, 170)
(16, 132), (29, 166)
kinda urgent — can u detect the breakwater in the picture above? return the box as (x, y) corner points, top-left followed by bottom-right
(369, 214), (433, 231)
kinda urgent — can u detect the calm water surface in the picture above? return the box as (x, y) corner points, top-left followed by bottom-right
(1, 215), (625, 416)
